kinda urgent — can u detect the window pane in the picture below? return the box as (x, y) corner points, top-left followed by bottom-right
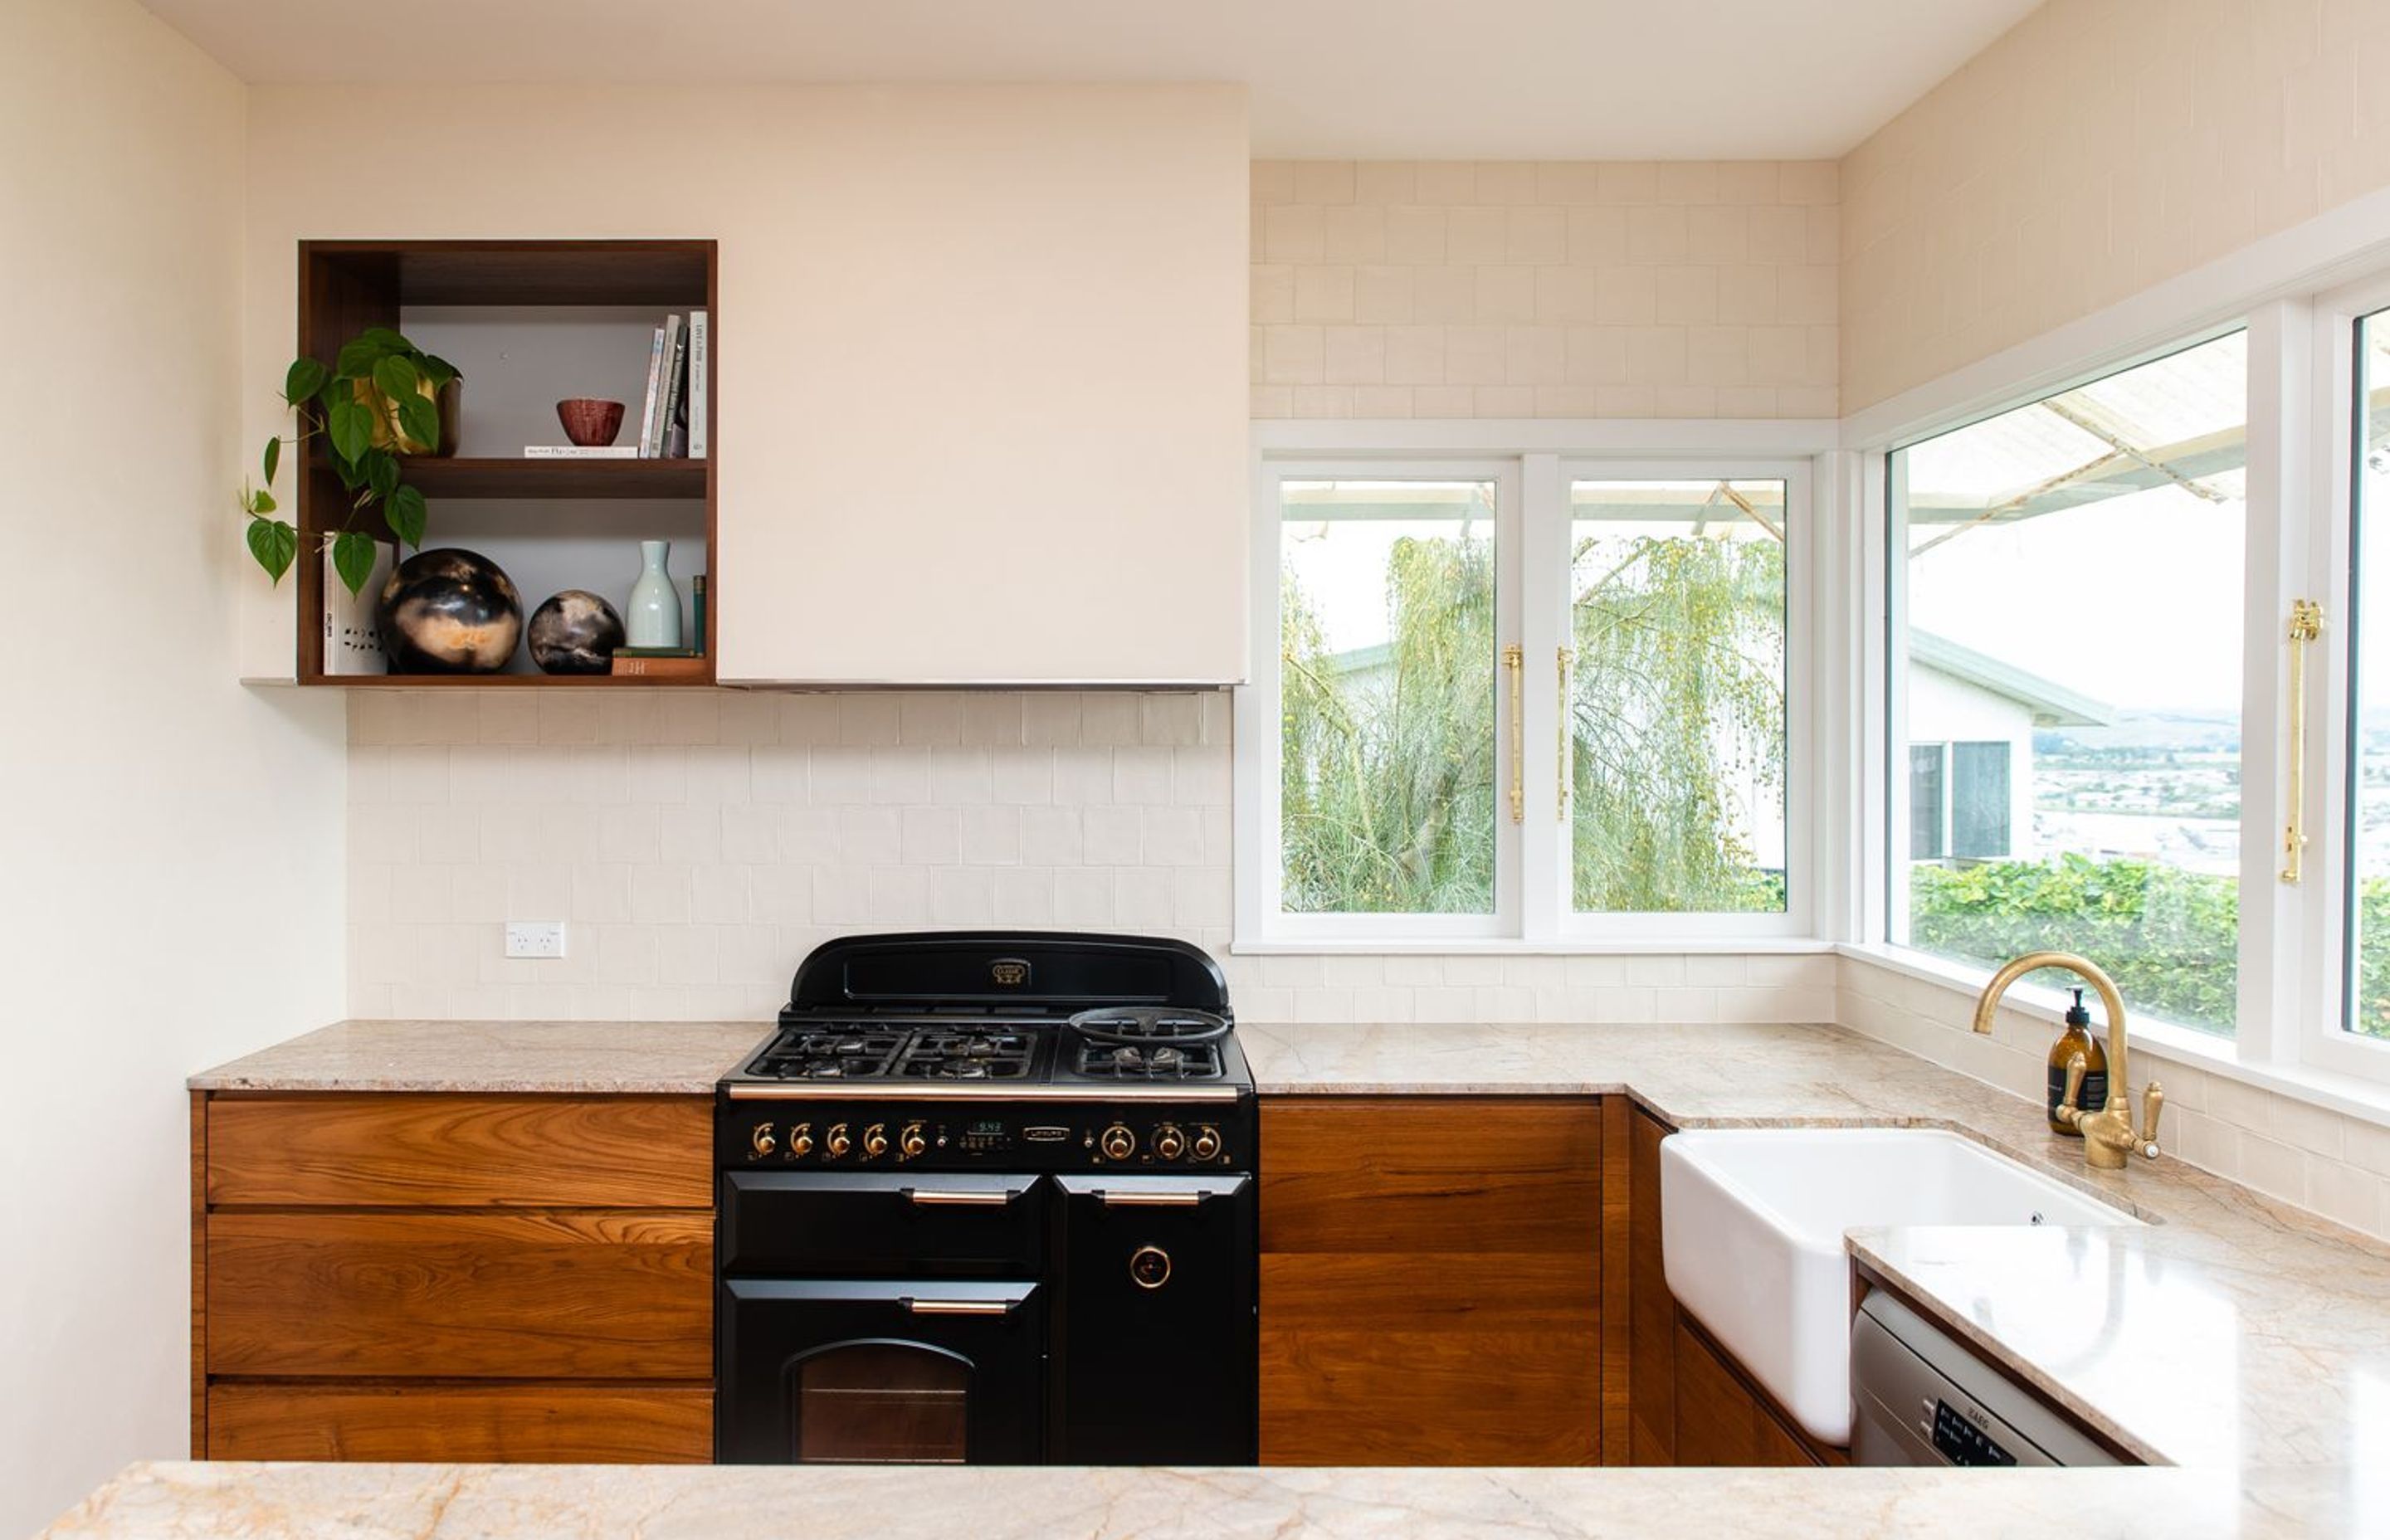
(1910, 746), (1947, 860)
(1893, 332), (2247, 1036)
(1569, 479), (1787, 914)
(2347, 309), (2390, 1042)
(1279, 479), (1497, 914)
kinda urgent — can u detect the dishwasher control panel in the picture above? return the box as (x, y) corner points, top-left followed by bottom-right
(1929, 1399), (2018, 1466)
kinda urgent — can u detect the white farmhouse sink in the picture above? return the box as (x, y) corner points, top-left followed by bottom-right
(1660, 1128), (2139, 1448)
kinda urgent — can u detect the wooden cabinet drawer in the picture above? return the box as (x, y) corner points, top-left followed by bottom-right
(207, 1383), (713, 1463)
(205, 1210), (712, 1379)
(205, 1094), (710, 1208)
(1258, 1097), (1601, 1466)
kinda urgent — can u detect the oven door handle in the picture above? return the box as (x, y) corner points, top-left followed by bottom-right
(1095, 1189), (1211, 1208)
(903, 1296), (1022, 1316)
(903, 1187), (1026, 1207)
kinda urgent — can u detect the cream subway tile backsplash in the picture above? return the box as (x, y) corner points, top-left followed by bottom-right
(1251, 158), (1836, 419)
(1836, 954), (2390, 1243)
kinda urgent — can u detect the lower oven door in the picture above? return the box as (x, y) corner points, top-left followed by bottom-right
(1051, 1173), (1256, 1464)
(718, 1278), (1045, 1464)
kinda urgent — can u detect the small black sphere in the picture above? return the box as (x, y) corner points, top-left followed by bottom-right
(377, 548), (522, 674)
(529, 589), (627, 675)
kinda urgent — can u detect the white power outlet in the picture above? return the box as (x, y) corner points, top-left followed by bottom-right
(505, 921), (568, 959)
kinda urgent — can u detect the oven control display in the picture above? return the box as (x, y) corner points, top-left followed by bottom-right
(958, 1118), (1013, 1153)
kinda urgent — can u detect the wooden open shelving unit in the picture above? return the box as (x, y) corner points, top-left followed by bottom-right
(295, 239), (717, 687)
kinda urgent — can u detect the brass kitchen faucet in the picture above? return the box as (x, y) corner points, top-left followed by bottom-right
(1972, 952), (2163, 1172)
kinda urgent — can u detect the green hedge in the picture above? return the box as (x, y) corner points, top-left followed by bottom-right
(1909, 854), (2390, 1039)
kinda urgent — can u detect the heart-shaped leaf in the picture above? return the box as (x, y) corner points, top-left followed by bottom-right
(334, 338), (382, 379)
(371, 353), (420, 406)
(282, 359), (328, 405)
(261, 435), (280, 485)
(417, 353), (460, 388)
(385, 485), (427, 549)
(359, 326), (408, 351)
(251, 489), (277, 514)
(363, 449), (398, 501)
(330, 530), (378, 597)
(395, 391), (439, 452)
(246, 518), (297, 584)
(327, 397), (371, 463)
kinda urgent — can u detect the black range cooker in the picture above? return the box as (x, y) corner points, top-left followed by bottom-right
(715, 931), (1257, 1466)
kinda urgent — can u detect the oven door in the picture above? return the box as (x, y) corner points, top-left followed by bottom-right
(1051, 1173), (1256, 1464)
(718, 1278), (1046, 1464)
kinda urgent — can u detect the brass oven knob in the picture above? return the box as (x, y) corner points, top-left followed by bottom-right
(1191, 1125), (1222, 1161)
(1100, 1124), (1136, 1161)
(1153, 1123), (1187, 1161)
(825, 1122), (851, 1158)
(862, 1123), (889, 1159)
(899, 1123), (927, 1159)
(788, 1123), (814, 1158)
(749, 1123), (777, 1159)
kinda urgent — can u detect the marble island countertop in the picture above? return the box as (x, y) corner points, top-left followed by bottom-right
(163, 1016), (2390, 1531)
(37, 1457), (2375, 1538)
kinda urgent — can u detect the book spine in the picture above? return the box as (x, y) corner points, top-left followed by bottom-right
(661, 318), (690, 459)
(687, 310), (709, 461)
(636, 324), (666, 458)
(646, 314), (683, 459)
(690, 573), (707, 655)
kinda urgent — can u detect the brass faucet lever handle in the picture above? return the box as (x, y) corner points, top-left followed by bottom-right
(2139, 1081), (2164, 1160)
(2057, 1053), (2088, 1130)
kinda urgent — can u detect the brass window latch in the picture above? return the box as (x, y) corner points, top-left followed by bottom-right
(2282, 598), (2322, 885)
(1503, 644), (1524, 823)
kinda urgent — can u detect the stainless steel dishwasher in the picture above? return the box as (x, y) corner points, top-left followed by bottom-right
(1851, 1289), (2124, 1466)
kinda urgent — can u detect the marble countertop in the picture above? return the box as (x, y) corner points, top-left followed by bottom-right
(178, 1017), (2390, 1486)
(187, 1019), (770, 1094)
(37, 1458), (2374, 1539)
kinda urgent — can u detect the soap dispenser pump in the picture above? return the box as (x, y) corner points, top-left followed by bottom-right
(2046, 987), (2110, 1136)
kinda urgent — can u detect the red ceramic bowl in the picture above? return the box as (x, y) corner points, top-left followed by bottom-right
(557, 397), (626, 447)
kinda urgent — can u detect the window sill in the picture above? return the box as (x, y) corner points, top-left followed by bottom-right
(1837, 943), (2390, 1133)
(1232, 936), (1836, 956)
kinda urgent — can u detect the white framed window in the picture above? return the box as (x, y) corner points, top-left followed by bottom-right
(1884, 330), (2254, 1041)
(2305, 268), (2390, 1083)
(1236, 442), (1816, 947)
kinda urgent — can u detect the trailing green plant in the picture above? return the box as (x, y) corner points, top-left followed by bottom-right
(239, 327), (459, 596)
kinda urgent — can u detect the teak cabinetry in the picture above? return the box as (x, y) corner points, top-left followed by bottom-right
(190, 1092), (714, 1463)
(1256, 1096), (1605, 1464)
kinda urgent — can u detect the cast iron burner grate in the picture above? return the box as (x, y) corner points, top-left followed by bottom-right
(898, 1031), (1037, 1081)
(1073, 1040), (1225, 1081)
(749, 1030), (910, 1079)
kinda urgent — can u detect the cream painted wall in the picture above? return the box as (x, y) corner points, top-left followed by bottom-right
(235, 83), (1250, 686)
(0, 0), (347, 1531)
(1841, 0), (2390, 412)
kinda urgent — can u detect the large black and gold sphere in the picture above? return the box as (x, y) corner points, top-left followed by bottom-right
(528, 589), (626, 675)
(377, 548), (522, 674)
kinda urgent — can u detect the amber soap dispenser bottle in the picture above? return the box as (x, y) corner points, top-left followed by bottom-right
(2046, 987), (2110, 1135)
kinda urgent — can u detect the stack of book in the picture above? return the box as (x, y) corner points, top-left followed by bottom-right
(524, 310), (709, 458)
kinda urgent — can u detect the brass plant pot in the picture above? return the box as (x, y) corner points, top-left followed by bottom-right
(355, 375), (461, 458)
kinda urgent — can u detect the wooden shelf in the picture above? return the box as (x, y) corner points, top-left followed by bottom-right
(303, 669), (715, 689)
(310, 456), (705, 505)
(306, 241), (712, 308)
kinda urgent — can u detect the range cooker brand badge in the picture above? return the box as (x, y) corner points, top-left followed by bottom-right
(989, 958), (1031, 988)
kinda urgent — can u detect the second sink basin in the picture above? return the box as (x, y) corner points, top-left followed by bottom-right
(1660, 1127), (2140, 1448)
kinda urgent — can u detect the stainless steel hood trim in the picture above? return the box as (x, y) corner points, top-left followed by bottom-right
(723, 1082), (1244, 1104)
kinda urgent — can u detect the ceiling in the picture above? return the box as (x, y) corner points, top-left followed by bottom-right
(137, 0), (2041, 160)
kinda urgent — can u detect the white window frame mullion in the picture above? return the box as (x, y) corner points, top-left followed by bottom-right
(1882, 449), (1914, 947)
(1519, 452), (1569, 943)
(2305, 271), (2390, 1082)
(2236, 299), (2310, 1070)
(1552, 456), (1814, 942)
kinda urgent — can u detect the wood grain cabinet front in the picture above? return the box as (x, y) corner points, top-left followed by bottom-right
(1256, 1096), (1603, 1466)
(193, 1091), (715, 1463)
